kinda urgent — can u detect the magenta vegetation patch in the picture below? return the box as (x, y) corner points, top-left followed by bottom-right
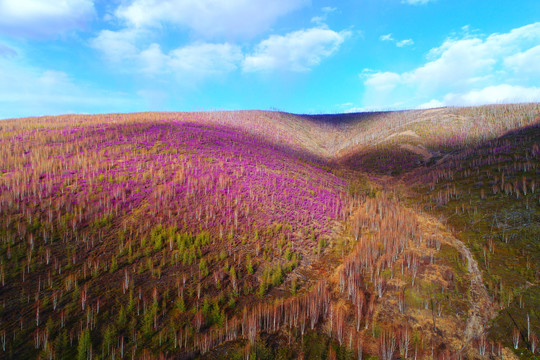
(0, 118), (348, 358)
(1, 119), (345, 256)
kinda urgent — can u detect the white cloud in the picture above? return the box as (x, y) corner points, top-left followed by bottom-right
(243, 27), (349, 72)
(380, 33), (414, 47)
(397, 39), (414, 47)
(363, 22), (540, 108)
(93, 25), (347, 82)
(92, 29), (242, 81)
(443, 85), (540, 106)
(0, 0), (95, 37)
(167, 42), (243, 77)
(114, 0), (308, 39)
(407, 38), (497, 93)
(91, 2), (345, 85)
(90, 29), (141, 62)
(311, 16), (325, 25)
(311, 6), (337, 25)
(364, 72), (401, 91)
(504, 45), (540, 77)
(138, 43), (168, 74)
(418, 99), (444, 109)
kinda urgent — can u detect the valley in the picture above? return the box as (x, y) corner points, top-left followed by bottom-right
(0, 103), (538, 359)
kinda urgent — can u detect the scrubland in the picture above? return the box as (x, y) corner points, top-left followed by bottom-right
(0, 103), (538, 359)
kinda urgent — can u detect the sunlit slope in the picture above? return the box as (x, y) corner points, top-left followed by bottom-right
(0, 119), (346, 359)
(0, 110), (335, 160)
(4, 103), (538, 165)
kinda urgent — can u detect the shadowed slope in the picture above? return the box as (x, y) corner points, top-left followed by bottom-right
(405, 123), (540, 359)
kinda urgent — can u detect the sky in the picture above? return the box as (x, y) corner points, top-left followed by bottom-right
(0, 0), (539, 119)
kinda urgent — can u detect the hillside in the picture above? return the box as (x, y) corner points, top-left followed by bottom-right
(405, 122), (540, 357)
(0, 104), (538, 359)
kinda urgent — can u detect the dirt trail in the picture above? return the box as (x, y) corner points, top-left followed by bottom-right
(285, 172), (494, 354)
(446, 228), (495, 352)
(415, 211), (495, 352)
(380, 175), (496, 350)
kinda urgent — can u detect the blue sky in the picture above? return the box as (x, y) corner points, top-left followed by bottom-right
(0, 0), (539, 119)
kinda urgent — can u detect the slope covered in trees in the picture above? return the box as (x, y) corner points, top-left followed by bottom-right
(0, 104), (538, 359)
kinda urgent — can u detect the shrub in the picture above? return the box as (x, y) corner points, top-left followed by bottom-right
(246, 255), (253, 275)
(199, 258), (209, 278)
(77, 328), (91, 360)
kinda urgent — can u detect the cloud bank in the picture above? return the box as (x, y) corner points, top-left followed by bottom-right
(363, 22), (540, 108)
(243, 27), (350, 72)
(114, 0), (308, 40)
(90, 1), (347, 84)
